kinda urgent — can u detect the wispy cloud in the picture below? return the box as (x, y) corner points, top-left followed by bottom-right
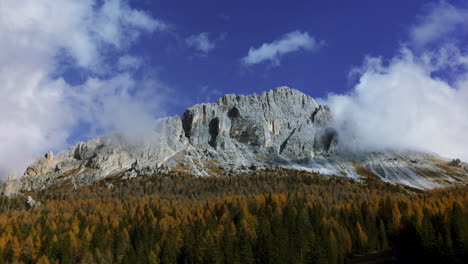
(410, 1), (468, 48)
(186, 32), (216, 54)
(0, 0), (168, 178)
(118, 55), (143, 70)
(242, 31), (323, 66)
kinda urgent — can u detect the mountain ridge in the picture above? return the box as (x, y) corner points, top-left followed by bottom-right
(2, 86), (467, 195)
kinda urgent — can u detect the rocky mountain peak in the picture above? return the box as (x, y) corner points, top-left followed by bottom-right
(1, 87), (467, 195)
(181, 86), (331, 151)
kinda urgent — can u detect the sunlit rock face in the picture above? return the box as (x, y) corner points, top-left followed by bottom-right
(182, 86), (335, 156)
(2, 87), (467, 196)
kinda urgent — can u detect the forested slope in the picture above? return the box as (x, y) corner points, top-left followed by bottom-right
(0, 170), (467, 263)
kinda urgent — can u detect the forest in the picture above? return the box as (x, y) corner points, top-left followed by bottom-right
(0, 169), (467, 263)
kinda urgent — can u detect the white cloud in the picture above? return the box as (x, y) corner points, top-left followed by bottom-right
(0, 0), (166, 70)
(118, 55), (143, 70)
(0, 0), (167, 178)
(324, 3), (468, 162)
(325, 47), (468, 161)
(410, 1), (468, 48)
(242, 31), (323, 66)
(71, 73), (165, 140)
(186, 32), (216, 54)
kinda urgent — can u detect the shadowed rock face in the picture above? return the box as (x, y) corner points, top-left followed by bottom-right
(1, 87), (466, 195)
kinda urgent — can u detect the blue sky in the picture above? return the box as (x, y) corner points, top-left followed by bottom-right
(112, 0), (449, 112)
(2, 0), (468, 177)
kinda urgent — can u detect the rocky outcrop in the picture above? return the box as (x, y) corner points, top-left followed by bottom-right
(1, 118), (190, 195)
(449, 158), (463, 168)
(27, 196), (41, 207)
(182, 87), (335, 157)
(1, 86), (467, 195)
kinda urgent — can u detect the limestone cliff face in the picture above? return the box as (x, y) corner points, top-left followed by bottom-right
(1, 87), (466, 195)
(181, 86), (335, 157)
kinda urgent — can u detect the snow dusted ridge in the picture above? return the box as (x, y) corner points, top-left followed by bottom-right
(2, 87), (467, 195)
(279, 151), (466, 190)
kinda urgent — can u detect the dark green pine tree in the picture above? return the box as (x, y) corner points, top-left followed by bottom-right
(236, 229), (254, 264)
(450, 202), (468, 263)
(253, 217), (272, 264)
(378, 219), (389, 250)
(328, 230), (339, 264)
(160, 235), (177, 264)
(303, 231), (327, 264)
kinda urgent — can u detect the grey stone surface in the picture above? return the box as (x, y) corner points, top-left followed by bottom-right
(182, 86), (334, 157)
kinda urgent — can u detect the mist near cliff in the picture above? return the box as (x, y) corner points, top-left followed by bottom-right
(0, 0), (167, 179)
(322, 2), (468, 162)
(324, 47), (468, 161)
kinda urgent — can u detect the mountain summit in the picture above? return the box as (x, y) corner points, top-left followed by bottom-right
(2, 87), (467, 195)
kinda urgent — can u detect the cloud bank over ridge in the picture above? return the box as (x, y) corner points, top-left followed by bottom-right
(325, 2), (468, 161)
(0, 0), (167, 178)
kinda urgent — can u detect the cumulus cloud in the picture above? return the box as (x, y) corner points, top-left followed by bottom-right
(0, 0), (167, 178)
(326, 48), (468, 162)
(186, 32), (216, 54)
(242, 31), (323, 66)
(410, 1), (468, 48)
(325, 2), (468, 162)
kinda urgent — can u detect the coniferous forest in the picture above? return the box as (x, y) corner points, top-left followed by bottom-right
(0, 169), (467, 264)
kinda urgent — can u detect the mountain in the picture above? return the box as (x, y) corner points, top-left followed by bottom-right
(2, 87), (467, 195)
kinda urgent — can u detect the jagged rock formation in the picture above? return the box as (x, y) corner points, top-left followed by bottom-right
(1, 87), (467, 195)
(182, 87), (335, 156)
